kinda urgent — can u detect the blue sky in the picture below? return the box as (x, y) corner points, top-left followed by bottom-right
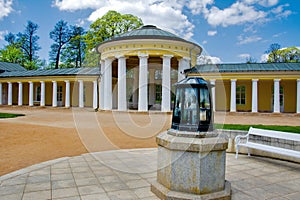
(0, 0), (299, 64)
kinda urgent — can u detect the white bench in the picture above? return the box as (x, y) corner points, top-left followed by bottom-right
(235, 127), (300, 159)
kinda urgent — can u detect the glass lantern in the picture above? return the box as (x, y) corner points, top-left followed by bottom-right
(171, 77), (214, 132)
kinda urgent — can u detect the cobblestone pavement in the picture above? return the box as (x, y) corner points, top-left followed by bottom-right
(1, 149), (299, 200)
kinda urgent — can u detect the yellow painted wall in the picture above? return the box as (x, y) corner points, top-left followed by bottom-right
(0, 77), (98, 108)
(23, 83), (29, 105)
(282, 80), (296, 113)
(236, 80), (252, 112)
(99, 40), (201, 67)
(258, 80), (273, 112)
(8, 83), (30, 105)
(2, 83), (7, 104)
(33, 83), (37, 102)
(71, 82), (78, 107)
(84, 82), (93, 107)
(12, 83), (18, 105)
(45, 82), (52, 106)
(215, 80), (229, 111)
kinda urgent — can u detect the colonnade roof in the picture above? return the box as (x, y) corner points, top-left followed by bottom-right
(187, 63), (300, 73)
(0, 67), (100, 78)
(0, 61), (26, 72)
(97, 25), (201, 50)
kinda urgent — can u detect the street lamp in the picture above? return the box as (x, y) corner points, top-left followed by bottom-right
(171, 77), (214, 132)
(152, 76), (231, 200)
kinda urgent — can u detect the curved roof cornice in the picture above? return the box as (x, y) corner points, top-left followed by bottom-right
(97, 25), (201, 54)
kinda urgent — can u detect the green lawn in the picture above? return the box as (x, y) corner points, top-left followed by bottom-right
(215, 124), (300, 134)
(0, 113), (25, 118)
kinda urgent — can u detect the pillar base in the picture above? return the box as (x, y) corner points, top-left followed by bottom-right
(151, 180), (231, 200)
(151, 130), (231, 200)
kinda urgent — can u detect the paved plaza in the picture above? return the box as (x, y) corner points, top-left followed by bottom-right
(0, 148), (299, 200)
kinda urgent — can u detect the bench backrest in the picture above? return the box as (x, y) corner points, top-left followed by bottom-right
(248, 127), (300, 142)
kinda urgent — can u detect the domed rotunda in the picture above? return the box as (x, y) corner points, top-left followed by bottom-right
(97, 25), (202, 112)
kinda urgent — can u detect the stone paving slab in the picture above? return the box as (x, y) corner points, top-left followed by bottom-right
(1, 148), (300, 200)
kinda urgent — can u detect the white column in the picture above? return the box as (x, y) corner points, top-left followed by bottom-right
(78, 80), (84, 108)
(104, 58), (113, 110)
(8, 82), (12, 106)
(40, 81), (45, 106)
(18, 82), (23, 106)
(29, 82), (33, 106)
(251, 79), (258, 113)
(138, 53), (149, 111)
(210, 80), (216, 112)
(297, 79), (300, 113)
(117, 56), (127, 111)
(230, 79), (237, 112)
(149, 69), (156, 106)
(132, 67), (139, 108)
(93, 80), (98, 109)
(99, 60), (105, 110)
(0, 82), (2, 105)
(273, 79), (280, 113)
(162, 55), (173, 112)
(178, 57), (190, 81)
(52, 81), (57, 107)
(65, 80), (70, 108)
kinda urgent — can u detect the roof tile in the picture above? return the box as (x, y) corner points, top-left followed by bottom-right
(188, 63), (300, 73)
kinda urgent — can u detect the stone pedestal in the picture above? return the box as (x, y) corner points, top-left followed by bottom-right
(151, 130), (231, 200)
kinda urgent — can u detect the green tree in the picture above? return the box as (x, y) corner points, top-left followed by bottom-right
(85, 10), (143, 53)
(245, 57), (257, 63)
(4, 32), (18, 45)
(278, 47), (300, 62)
(1, 33), (24, 64)
(1, 21), (41, 69)
(17, 21), (41, 63)
(49, 20), (73, 69)
(0, 45), (25, 64)
(265, 43), (281, 63)
(82, 50), (100, 68)
(266, 44), (300, 63)
(60, 26), (86, 68)
(84, 11), (143, 67)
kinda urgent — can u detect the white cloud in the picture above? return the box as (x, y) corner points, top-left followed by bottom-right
(197, 55), (222, 64)
(259, 0), (278, 7)
(0, 30), (8, 41)
(53, 0), (105, 11)
(187, 0), (214, 15)
(237, 35), (262, 45)
(260, 53), (269, 62)
(54, 0), (197, 40)
(207, 30), (217, 36)
(86, 0), (196, 39)
(202, 40), (207, 44)
(203, 1), (290, 28)
(204, 2), (266, 27)
(272, 4), (287, 14)
(53, 0), (292, 39)
(243, 0), (279, 7)
(271, 4), (291, 18)
(272, 32), (286, 38)
(238, 53), (251, 59)
(75, 18), (86, 26)
(0, 0), (13, 20)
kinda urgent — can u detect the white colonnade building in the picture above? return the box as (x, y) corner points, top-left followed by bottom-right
(0, 67), (100, 109)
(1, 25), (300, 114)
(96, 25), (202, 112)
